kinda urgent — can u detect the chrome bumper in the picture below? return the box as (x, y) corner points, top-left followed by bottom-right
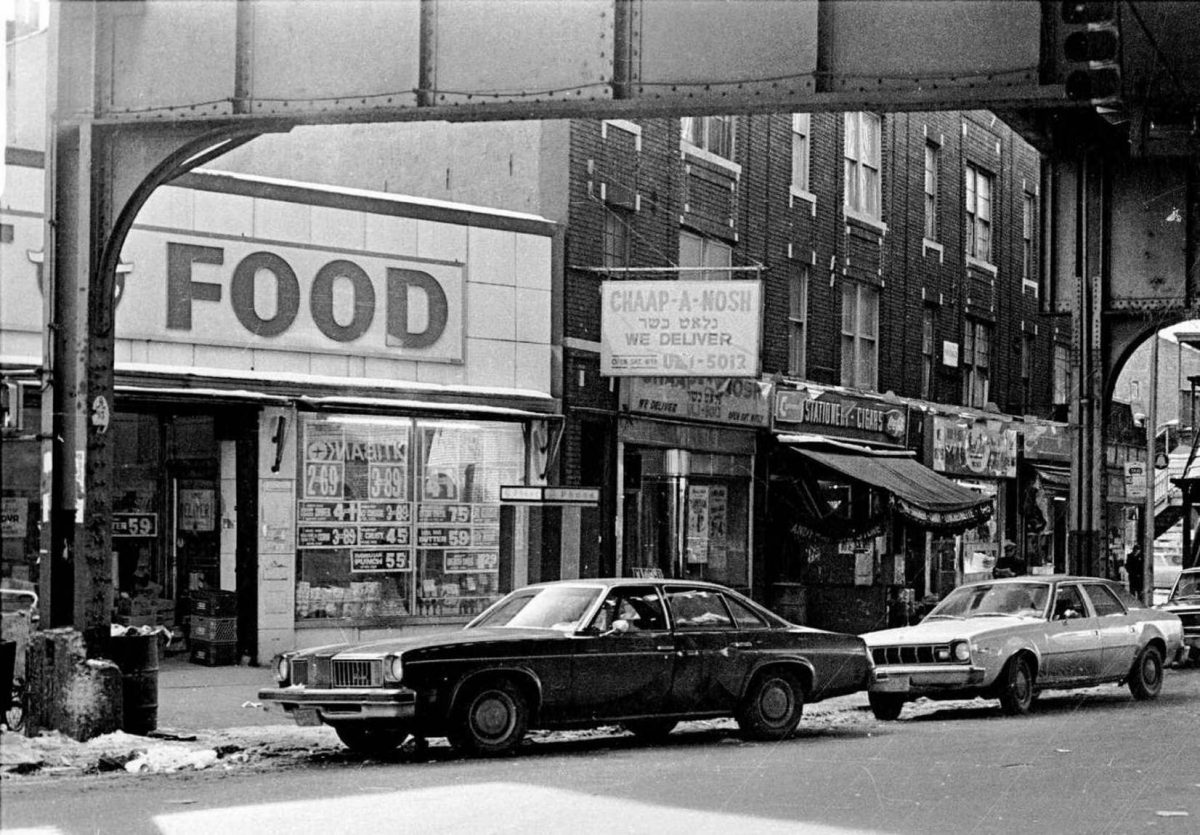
(258, 686), (418, 723)
(870, 664), (987, 693)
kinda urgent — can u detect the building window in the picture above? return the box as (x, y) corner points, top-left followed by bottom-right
(965, 163), (993, 262)
(844, 112), (881, 219)
(1022, 191), (1036, 285)
(921, 307), (936, 399)
(681, 115), (736, 160)
(602, 210), (631, 271)
(679, 230), (733, 281)
(1021, 333), (1035, 411)
(840, 281), (879, 390)
(791, 113), (811, 193)
(962, 319), (992, 407)
(924, 142), (940, 240)
(1129, 380), (1141, 402)
(1053, 343), (1070, 407)
(789, 268), (809, 377)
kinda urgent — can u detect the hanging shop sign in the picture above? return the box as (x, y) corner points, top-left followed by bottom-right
(773, 388), (908, 446)
(1023, 420), (1073, 462)
(600, 280), (762, 377)
(929, 414), (1017, 478)
(621, 377), (772, 427)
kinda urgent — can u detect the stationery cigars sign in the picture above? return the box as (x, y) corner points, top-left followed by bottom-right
(600, 280), (762, 377)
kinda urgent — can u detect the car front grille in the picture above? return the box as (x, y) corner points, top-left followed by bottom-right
(1180, 612), (1200, 633)
(872, 645), (962, 665)
(290, 659), (309, 685)
(332, 659), (382, 687)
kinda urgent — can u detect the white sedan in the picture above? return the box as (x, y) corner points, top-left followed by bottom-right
(862, 575), (1184, 720)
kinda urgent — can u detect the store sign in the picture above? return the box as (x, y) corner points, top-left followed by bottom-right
(500, 485), (601, 505)
(117, 233), (465, 362)
(622, 377), (771, 427)
(773, 388), (907, 445)
(1124, 462), (1147, 500)
(112, 512), (158, 538)
(930, 415), (1017, 478)
(600, 280), (762, 377)
(1024, 421), (1073, 462)
(2, 497), (27, 539)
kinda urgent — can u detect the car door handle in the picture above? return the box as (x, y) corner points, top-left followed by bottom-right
(677, 649), (701, 657)
(730, 641), (753, 649)
(655, 645), (674, 652)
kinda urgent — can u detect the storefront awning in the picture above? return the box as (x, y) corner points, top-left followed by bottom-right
(1029, 463), (1070, 490)
(785, 445), (993, 531)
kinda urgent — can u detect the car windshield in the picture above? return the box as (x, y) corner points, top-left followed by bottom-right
(926, 582), (1050, 620)
(1171, 573), (1200, 601)
(469, 585), (602, 631)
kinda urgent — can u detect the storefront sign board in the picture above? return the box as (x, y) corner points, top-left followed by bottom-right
(773, 388), (908, 446)
(622, 377), (772, 427)
(600, 280), (762, 377)
(930, 415), (1018, 478)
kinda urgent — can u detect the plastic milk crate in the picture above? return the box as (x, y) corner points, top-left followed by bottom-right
(190, 616), (237, 642)
(189, 640), (239, 667)
(189, 589), (237, 617)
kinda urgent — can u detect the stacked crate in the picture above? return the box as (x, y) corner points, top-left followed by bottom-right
(188, 589), (238, 666)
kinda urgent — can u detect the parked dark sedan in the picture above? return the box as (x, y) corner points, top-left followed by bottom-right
(259, 578), (872, 756)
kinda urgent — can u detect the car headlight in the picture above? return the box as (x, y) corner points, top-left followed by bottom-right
(275, 655), (290, 685)
(952, 641), (971, 662)
(386, 655), (403, 683)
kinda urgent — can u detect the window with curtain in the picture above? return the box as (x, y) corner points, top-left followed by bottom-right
(789, 267), (809, 377)
(844, 112), (881, 219)
(965, 163), (994, 262)
(791, 113), (811, 192)
(962, 319), (992, 407)
(679, 230), (733, 281)
(681, 115), (736, 160)
(840, 281), (879, 389)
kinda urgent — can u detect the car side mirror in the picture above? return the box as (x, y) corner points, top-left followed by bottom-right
(600, 619), (631, 637)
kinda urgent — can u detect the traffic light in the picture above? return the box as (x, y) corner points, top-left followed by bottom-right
(1058, 1), (1121, 101)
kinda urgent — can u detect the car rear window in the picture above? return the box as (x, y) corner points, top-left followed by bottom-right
(724, 595), (769, 629)
(1082, 583), (1125, 617)
(666, 588), (733, 630)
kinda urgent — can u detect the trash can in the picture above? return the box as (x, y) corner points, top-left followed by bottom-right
(0, 640), (14, 715)
(106, 634), (159, 735)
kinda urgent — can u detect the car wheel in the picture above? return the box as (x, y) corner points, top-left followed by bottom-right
(998, 655), (1035, 715)
(736, 668), (804, 741)
(1128, 645), (1164, 700)
(450, 679), (529, 757)
(868, 693), (904, 721)
(620, 718), (678, 742)
(333, 723), (409, 756)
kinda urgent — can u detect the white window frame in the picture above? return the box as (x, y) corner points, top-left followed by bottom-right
(681, 115), (737, 161)
(840, 281), (879, 390)
(791, 113), (812, 195)
(965, 163), (994, 264)
(789, 268), (809, 377)
(1022, 191), (1038, 294)
(962, 319), (992, 407)
(921, 307), (936, 400)
(924, 141), (940, 241)
(679, 230), (733, 282)
(844, 112), (881, 221)
(603, 209), (631, 271)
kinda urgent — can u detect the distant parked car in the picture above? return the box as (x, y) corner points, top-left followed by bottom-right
(259, 578), (872, 756)
(1153, 547), (1184, 605)
(862, 575), (1184, 720)
(1159, 567), (1200, 666)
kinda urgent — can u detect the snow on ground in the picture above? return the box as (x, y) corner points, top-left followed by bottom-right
(0, 692), (1026, 781)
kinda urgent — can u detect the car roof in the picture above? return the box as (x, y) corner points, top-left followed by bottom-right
(964, 575), (1114, 585)
(521, 578), (739, 591)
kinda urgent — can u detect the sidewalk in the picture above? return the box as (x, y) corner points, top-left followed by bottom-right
(155, 652), (289, 732)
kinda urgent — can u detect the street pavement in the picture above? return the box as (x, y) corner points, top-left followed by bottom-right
(155, 652), (288, 731)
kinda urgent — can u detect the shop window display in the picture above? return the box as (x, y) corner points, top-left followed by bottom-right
(295, 414), (525, 624)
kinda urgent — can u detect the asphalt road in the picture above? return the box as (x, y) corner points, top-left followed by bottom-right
(3, 666), (1198, 835)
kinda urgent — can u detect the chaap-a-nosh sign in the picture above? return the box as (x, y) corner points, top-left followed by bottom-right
(600, 280), (762, 377)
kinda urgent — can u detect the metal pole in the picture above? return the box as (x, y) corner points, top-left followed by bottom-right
(1144, 332), (1158, 605)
